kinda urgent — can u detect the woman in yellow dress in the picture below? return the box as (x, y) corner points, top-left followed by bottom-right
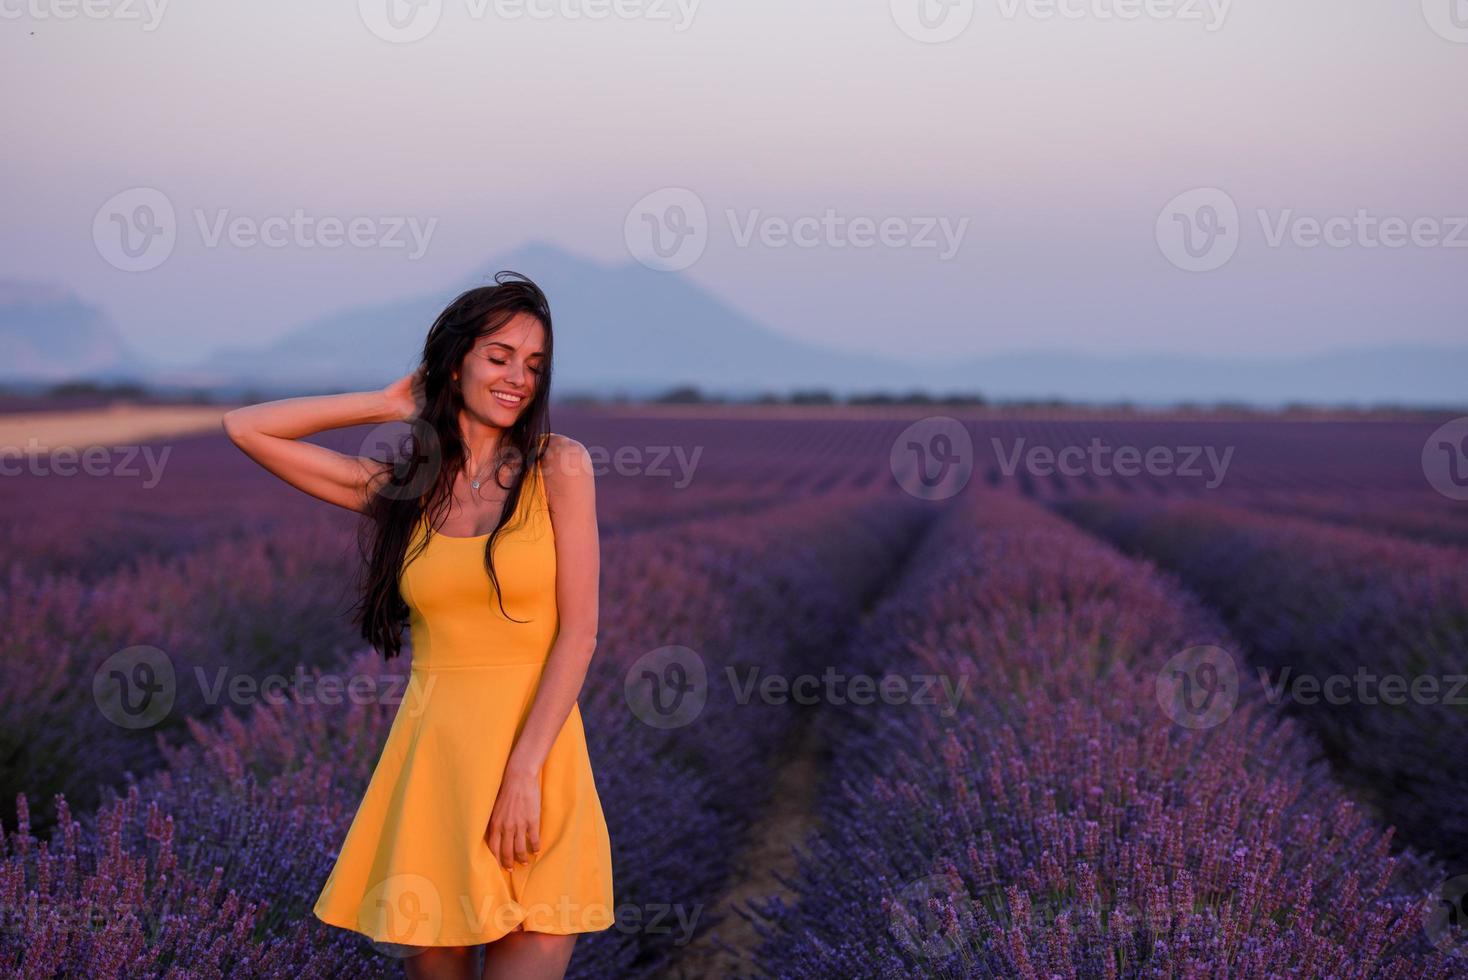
(222, 272), (615, 979)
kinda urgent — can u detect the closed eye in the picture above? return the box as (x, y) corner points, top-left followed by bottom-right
(490, 356), (543, 376)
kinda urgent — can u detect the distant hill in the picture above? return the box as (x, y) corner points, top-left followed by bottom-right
(4, 246), (1465, 407)
(173, 241), (901, 397)
(177, 242), (1468, 407)
(0, 281), (151, 382)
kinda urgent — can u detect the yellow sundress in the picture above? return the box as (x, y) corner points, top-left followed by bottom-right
(313, 450), (615, 946)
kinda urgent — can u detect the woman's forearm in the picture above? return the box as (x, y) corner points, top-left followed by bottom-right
(223, 389), (400, 441)
(505, 633), (598, 777)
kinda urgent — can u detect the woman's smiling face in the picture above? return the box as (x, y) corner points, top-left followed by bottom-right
(455, 312), (546, 423)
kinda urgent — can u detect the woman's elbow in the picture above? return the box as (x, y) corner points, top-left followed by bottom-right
(563, 628), (598, 659)
(221, 409), (250, 446)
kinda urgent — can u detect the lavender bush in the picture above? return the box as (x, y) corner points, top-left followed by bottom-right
(0, 508), (365, 831)
(1054, 495), (1468, 867)
(1216, 488), (1468, 550)
(750, 492), (1454, 977)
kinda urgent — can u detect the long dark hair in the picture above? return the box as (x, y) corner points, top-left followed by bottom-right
(353, 270), (554, 660)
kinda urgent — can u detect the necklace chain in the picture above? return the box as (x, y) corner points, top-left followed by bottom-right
(466, 448), (500, 492)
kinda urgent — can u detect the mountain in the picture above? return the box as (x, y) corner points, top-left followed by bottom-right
(177, 241), (901, 397)
(175, 242), (1468, 406)
(0, 281), (153, 382)
(6, 247), (1466, 407)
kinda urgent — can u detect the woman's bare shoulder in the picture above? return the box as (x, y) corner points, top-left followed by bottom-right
(538, 433), (595, 503)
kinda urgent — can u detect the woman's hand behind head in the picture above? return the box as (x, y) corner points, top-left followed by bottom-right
(382, 366), (428, 422)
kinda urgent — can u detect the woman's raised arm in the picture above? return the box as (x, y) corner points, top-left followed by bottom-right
(221, 369), (424, 514)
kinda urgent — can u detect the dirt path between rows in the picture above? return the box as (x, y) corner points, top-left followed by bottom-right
(658, 718), (827, 979)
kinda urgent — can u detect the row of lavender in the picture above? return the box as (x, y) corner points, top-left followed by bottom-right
(0, 508), (367, 830)
(1053, 496), (1468, 868)
(751, 491), (1454, 976)
(8, 409), (1434, 586)
(574, 488), (929, 974)
(0, 420), (801, 582)
(0, 488), (929, 977)
(1211, 487), (1468, 550)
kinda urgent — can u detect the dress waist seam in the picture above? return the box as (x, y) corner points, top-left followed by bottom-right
(410, 661), (546, 671)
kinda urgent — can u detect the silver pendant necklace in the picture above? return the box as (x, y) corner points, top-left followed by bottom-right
(468, 452), (496, 492)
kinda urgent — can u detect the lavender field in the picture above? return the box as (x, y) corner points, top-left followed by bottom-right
(2, 405), (1465, 978)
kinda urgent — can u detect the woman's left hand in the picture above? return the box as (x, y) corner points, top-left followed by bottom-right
(486, 765), (542, 870)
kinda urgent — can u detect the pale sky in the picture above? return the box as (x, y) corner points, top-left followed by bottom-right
(3, 0), (1465, 367)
